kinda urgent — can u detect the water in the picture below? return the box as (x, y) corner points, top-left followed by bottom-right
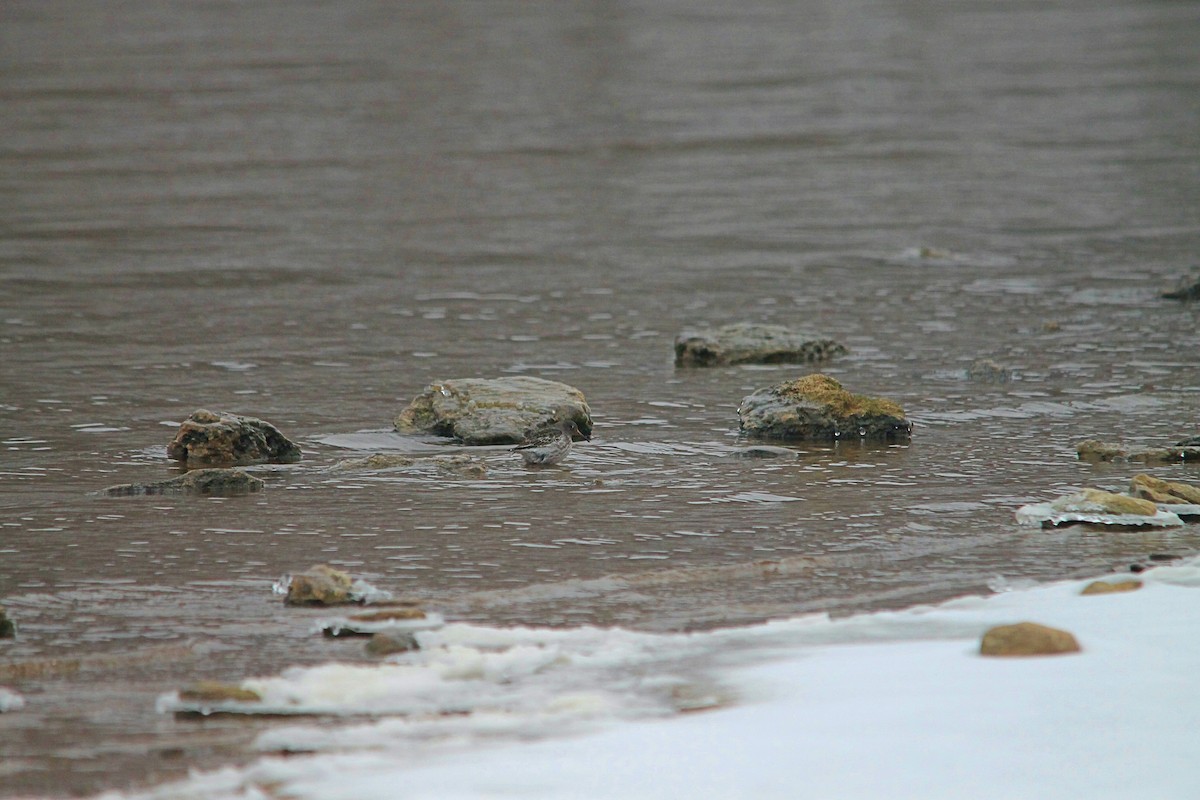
(2, 0), (1199, 795)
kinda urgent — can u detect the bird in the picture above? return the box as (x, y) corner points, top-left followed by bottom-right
(514, 419), (589, 466)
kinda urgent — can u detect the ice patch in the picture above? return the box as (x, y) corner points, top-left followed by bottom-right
(0, 687), (25, 712)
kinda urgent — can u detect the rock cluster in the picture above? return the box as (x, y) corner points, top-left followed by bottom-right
(737, 374), (911, 441)
(101, 468), (264, 497)
(979, 622), (1081, 657)
(167, 409), (301, 467)
(674, 323), (848, 367)
(395, 376), (592, 446)
(1076, 438), (1200, 464)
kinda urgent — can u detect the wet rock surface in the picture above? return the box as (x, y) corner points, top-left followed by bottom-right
(283, 565), (355, 606)
(979, 622), (1081, 657)
(1015, 488), (1184, 528)
(394, 376), (592, 445)
(166, 410), (301, 467)
(330, 453), (487, 478)
(1129, 474), (1200, 505)
(674, 323), (848, 367)
(1076, 438), (1200, 464)
(737, 374), (911, 441)
(101, 468), (264, 497)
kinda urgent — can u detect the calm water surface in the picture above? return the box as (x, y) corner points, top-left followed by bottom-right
(2, 0), (1199, 795)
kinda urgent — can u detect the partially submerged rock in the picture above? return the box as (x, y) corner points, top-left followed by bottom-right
(726, 445), (800, 459)
(395, 377), (592, 446)
(674, 323), (848, 367)
(365, 631), (420, 657)
(320, 604), (439, 637)
(965, 359), (1012, 384)
(1076, 438), (1200, 464)
(980, 622), (1081, 657)
(1015, 488), (1183, 528)
(167, 409), (301, 467)
(330, 453), (487, 478)
(0, 606), (14, 639)
(737, 374), (912, 441)
(1080, 579), (1142, 596)
(1129, 474), (1200, 505)
(101, 468), (264, 497)
(1161, 272), (1200, 301)
(278, 565), (393, 606)
(178, 680), (262, 704)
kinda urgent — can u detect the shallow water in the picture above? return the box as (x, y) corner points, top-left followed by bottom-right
(2, 0), (1200, 795)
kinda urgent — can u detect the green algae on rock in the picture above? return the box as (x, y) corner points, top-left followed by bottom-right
(674, 323), (848, 367)
(737, 374), (911, 441)
(166, 409), (301, 467)
(395, 376), (592, 445)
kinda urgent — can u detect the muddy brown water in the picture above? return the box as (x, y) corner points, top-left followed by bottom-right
(2, 0), (1200, 796)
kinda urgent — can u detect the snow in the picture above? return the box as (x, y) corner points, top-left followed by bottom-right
(0, 686), (24, 712)
(107, 557), (1200, 800)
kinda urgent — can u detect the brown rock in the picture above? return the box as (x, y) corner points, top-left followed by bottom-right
(349, 607), (427, 623)
(674, 323), (848, 367)
(178, 680), (261, 703)
(101, 468), (264, 497)
(1130, 474), (1200, 505)
(1080, 579), (1143, 596)
(167, 409), (301, 467)
(365, 631), (420, 657)
(737, 374), (912, 441)
(1048, 489), (1158, 517)
(980, 622), (1081, 657)
(285, 565), (354, 606)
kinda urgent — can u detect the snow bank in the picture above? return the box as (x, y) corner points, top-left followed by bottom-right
(109, 557), (1200, 800)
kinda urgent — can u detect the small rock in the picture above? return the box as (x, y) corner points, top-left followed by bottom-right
(395, 377), (592, 446)
(1076, 439), (1200, 464)
(1080, 579), (1142, 596)
(737, 374), (911, 441)
(1075, 439), (1128, 462)
(0, 606), (14, 639)
(167, 409), (301, 467)
(1130, 474), (1200, 505)
(348, 607), (427, 623)
(177, 680), (262, 703)
(365, 631), (420, 657)
(1176, 435), (1200, 447)
(965, 359), (1012, 383)
(727, 445), (799, 459)
(101, 468), (264, 497)
(979, 622), (1081, 657)
(674, 323), (848, 367)
(1161, 272), (1200, 301)
(331, 453), (487, 478)
(284, 565), (355, 606)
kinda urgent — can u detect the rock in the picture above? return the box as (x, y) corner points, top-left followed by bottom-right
(1080, 579), (1142, 596)
(167, 409), (301, 467)
(674, 323), (848, 367)
(101, 468), (264, 497)
(1015, 488), (1183, 528)
(1051, 488), (1157, 516)
(394, 377), (592, 446)
(726, 445), (799, 459)
(1076, 439), (1200, 464)
(348, 607), (427, 623)
(965, 359), (1012, 383)
(330, 453), (487, 478)
(737, 374), (912, 441)
(365, 631), (420, 657)
(1161, 272), (1200, 301)
(284, 565), (355, 606)
(0, 606), (14, 639)
(178, 680), (262, 703)
(1176, 435), (1200, 447)
(980, 622), (1081, 657)
(1129, 474), (1200, 505)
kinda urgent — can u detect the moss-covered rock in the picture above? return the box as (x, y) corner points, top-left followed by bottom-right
(101, 468), (264, 497)
(167, 410), (301, 467)
(674, 323), (847, 367)
(284, 565), (355, 606)
(979, 622), (1081, 657)
(395, 377), (591, 446)
(737, 374), (911, 441)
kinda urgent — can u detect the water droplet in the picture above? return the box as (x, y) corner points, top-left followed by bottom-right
(858, 427), (866, 437)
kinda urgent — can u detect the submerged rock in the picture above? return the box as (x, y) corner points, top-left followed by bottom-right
(1080, 579), (1142, 596)
(395, 376), (592, 446)
(737, 374), (911, 441)
(101, 468), (264, 497)
(726, 445), (800, 459)
(167, 409), (301, 467)
(1015, 488), (1183, 528)
(1076, 438), (1200, 464)
(1129, 474), (1200, 506)
(1161, 272), (1200, 301)
(178, 680), (262, 704)
(965, 358), (1012, 383)
(365, 631), (420, 657)
(979, 622), (1081, 657)
(330, 453), (487, 478)
(0, 606), (14, 639)
(674, 323), (848, 367)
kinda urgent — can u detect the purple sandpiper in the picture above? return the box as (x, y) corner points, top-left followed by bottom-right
(514, 419), (589, 466)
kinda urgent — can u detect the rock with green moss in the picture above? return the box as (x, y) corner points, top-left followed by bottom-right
(737, 374), (911, 441)
(101, 468), (264, 497)
(167, 409), (301, 467)
(674, 323), (848, 367)
(394, 376), (592, 446)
